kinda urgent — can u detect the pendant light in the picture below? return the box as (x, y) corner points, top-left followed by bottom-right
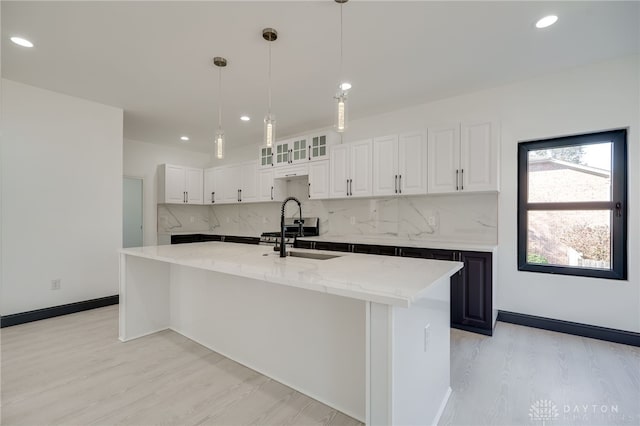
(263, 28), (278, 148)
(335, 0), (350, 133)
(213, 56), (227, 159)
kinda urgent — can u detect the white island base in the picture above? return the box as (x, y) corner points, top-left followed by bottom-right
(119, 243), (461, 425)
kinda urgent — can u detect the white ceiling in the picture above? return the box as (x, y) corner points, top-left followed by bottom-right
(2, 1), (639, 153)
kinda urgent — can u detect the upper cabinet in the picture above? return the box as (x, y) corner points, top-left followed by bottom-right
(308, 160), (330, 199)
(275, 136), (309, 166)
(158, 164), (203, 204)
(259, 146), (273, 168)
(428, 121), (499, 194)
(309, 132), (338, 161)
(261, 131), (338, 167)
(329, 139), (373, 199)
(372, 131), (427, 197)
(204, 161), (257, 205)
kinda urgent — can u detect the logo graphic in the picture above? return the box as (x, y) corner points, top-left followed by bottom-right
(530, 399), (560, 425)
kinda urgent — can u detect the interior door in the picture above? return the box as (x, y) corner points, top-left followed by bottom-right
(123, 177), (143, 248)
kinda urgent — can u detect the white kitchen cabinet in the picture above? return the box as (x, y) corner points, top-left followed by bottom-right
(259, 146), (273, 168)
(460, 121), (499, 192)
(289, 136), (308, 164)
(372, 135), (399, 196)
(258, 169), (285, 202)
(398, 131), (428, 195)
(239, 161), (258, 202)
(428, 121), (499, 193)
(204, 167), (219, 204)
(308, 132), (338, 161)
(308, 160), (330, 199)
(212, 162), (258, 204)
(329, 139), (373, 198)
(274, 139), (291, 167)
(158, 164), (203, 204)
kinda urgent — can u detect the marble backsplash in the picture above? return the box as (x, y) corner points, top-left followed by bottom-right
(158, 180), (497, 244)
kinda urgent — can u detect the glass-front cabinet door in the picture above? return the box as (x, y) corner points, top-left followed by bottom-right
(291, 137), (308, 163)
(260, 146), (273, 167)
(310, 135), (328, 161)
(275, 141), (290, 166)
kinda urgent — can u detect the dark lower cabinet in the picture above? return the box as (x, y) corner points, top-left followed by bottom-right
(451, 251), (493, 335)
(292, 239), (495, 336)
(399, 247), (494, 336)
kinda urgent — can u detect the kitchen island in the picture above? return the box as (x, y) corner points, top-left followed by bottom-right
(119, 242), (462, 425)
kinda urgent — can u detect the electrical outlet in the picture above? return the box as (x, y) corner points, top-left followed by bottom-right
(51, 279), (61, 290)
(424, 324), (431, 352)
(427, 216), (436, 227)
(350, 216), (356, 225)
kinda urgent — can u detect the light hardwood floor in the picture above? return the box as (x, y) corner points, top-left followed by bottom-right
(2, 306), (639, 426)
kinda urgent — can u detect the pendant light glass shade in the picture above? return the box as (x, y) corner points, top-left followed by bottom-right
(213, 56), (227, 160)
(263, 28), (278, 148)
(264, 114), (276, 148)
(215, 130), (225, 159)
(334, 92), (347, 133)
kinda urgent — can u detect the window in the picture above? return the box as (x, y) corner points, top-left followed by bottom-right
(518, 129), (627, 279)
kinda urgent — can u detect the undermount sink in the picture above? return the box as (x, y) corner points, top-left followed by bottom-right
(287, 251), (342, 260)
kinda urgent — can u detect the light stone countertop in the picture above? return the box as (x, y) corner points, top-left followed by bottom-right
(158, 230), (259, 237)
(121, 242), (462, 308)
(297, 234), (497, 252)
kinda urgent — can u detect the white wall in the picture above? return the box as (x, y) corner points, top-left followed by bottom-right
(344, 55), (640, 333)
(123, 139), (210, 246)
(1, 79), (123, 316)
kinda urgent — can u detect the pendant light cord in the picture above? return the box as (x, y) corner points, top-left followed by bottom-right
(340, 2), (344, 83)
(268, 40), (272, 114)
(218, 66), (222, 130)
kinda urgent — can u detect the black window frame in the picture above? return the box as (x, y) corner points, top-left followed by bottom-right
(517, 129), (627, 280)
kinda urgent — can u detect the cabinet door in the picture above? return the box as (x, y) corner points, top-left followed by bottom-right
(204, 168), (216, 204)
(185, 168), (203, 204)
(290, 137), (308, 164)
(240, 162), (258, 202)
(308, 160), (330, 199)
(309, 134), (332, 161)
(456, 251), (492, 331)
(350, 139), (373, 197)
(427, 125), (460, 194)
(258, 169), (275, 201)
(164, 164), (186, 203)
(398, 131), (428, 195)
(220, 165), (241, 203)
(460, 121), (499, 192)
(212, 167), (225, 204)
(372, 135), (398, 196)
(329, 144), (349, 198)
(274, 141), (290, 166)
(259, 146), (273, 168)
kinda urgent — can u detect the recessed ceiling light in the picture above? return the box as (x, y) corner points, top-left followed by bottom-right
(240, 115), (251, 122)
(10, 36), (34, 48)
(339, 82), (352, 91)
(536, 15), (558, 29)
(180, 136), (190, 141)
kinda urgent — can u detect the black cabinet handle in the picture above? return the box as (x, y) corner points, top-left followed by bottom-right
(395, 175), (398, 193)
(271, 186), (274, 201)
(461, 169), (464, 190)
(308, 182), (311, 199)
(456, 170), (459, 191)
(211, 192), (214, 203)
(399, 175), (402, 194)
(239, 189), (242, 202)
